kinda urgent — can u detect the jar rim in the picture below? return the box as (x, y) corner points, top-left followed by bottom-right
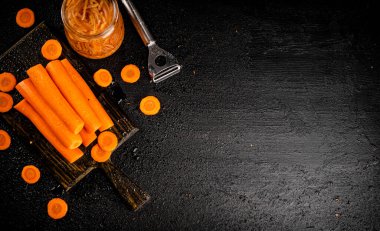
(61, 0), (119, 39)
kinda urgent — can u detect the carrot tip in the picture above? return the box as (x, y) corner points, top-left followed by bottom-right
(48, 198), (68, 220)
(21, 165), (40, 184)
(0, 130), (11, 151)
(140, 96), (161, 116)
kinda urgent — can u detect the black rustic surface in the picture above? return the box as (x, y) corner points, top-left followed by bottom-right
(1, 0), (379, 230)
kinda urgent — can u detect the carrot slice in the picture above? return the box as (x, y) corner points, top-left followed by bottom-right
(79, 129), (97, 147)
(61, 59), (114, 131)
(14, 100), (83, 163)
(46, 60), (102, 133)
(140, 96), (160, 116)
(121, 64), (140, 83)
(41, 40), (62, 61)
(21, 165), (40, 184)
(47, 198), (68, 220)
(0, 72), (17, 92)
(27, 64), (84, 134)
(16, 79), (82, 149)
(93, 69), (112, 87)
(16, 8), (35, 28)
(97, 131), (118, 152)
(0, 92), (13, 113)
(91, 144), (112, 162)
(0, 130), (11, 151)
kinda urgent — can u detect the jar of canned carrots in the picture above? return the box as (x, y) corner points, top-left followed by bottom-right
(61, 0), (124, 59)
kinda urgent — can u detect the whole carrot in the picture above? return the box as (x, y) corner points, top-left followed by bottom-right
(46, 60), (101, 133)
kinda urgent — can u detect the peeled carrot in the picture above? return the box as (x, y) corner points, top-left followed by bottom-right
(140, 96), (161, 116)
(16, 80), (82, 150)
(0, 72), (17, 92)
(121, 64), (140, 83)
(79, 129), (97, 147)
(0, 92), (13, 113)
(93, 69), (112, 87)
(16, 8), (35, 28)
(97, 131), (118, 152)
(41, 39), (62, 61)
(27, 64), (84, 134)
(91, 144), (112, 163)
(46, 60), (102, 133)
(0, 130), (11, 150)
(47, 198), (68, 220)
(61, 59), (114, 131)
(14, 100), (83, 163)
(21, 165), (40, 184)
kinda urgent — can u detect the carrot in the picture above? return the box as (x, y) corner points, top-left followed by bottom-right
(41, 39), (62, 61)
(16, 8), (35, 28)
(14, 100), (84, 162)
(79, 129), (97, 147)
(97, 131), (118, 152)
(21, 165), (40, 184)
(0, 72), (17, 92)
(61, 59), (114, 131)
(27, 64), (84, 134)
(121, 64), (140, 83)
(91, 144), (112, 162)
(140, 96), (161, 116)
(0, 130), (11, 151)
(46, 60), (102, 133)
(93, 69), (112, 87)
(0, 92), (13, 113)
(47, 198), (68, 220)
(16, 79), (82, 149)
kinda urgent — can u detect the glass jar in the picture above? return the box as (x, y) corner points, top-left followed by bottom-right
(61, 0), (125, 59)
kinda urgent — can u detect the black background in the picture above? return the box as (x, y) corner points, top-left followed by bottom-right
(1, 0), (380, 230)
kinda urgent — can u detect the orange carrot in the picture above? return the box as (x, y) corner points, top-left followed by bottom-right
(61, 59), (114, 131)
(16, 80), (82, 150)
(93, 69), (112, 87)
(140, 96), (161, 116)
(16, 8), (35, 28)
(0, 92), (13, 113)
(79, 129), (97, 147)
(97, 131), (118, 152)
(0, 72), (17, 92)
(121, 64), (140, 83)
(91, 144), (112, 163)
(27, 64), (84, 134)
(47, 198), (68, 220)
(41, 39), (62, 61)
(21, 165), (40, 184)
(0, 130), (11, 151)
(46, 61), (102, 133)
(14, 100), (83, 163)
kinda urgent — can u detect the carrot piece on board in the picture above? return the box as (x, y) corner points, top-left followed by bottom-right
(91, 144), (112, 163)
(0, 92), (13, 113)
(16, 79), (82, 149)
(41, 39), (62, 61)
(79, 129), (97, 147)
(121, 64), (140, 83)
(16, 8), (35, 28)
(0, 72), (17, 92)
(0, 130), (11, 151)
(46, 61), (102, 133)
(140, 96), (160, 116)
(21, 165), (40, 184)
(93, 69), (113, 87)
(27, 64), (84, 134)
(14, 100), (83, 163)
(61, 59), (114, 131)
(47, 198), (68, 220)
(97, 131), (118, 152)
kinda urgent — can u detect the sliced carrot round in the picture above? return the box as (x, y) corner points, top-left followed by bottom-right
(93, 69), (112, 87)
(121, 64), (140, 83)
(41, 39), (62, 60)
(0, 92), (13, 113)
(47, 198), (68, 220)
(91, 144), (112, 163)
(0, 130), (11, 151)
(0, 72), (17, 92)
(16, 8), (35, 28)
(140, 96), (160, 116)
(21, 165), (40, 184)
(97, 131), (118, 152)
